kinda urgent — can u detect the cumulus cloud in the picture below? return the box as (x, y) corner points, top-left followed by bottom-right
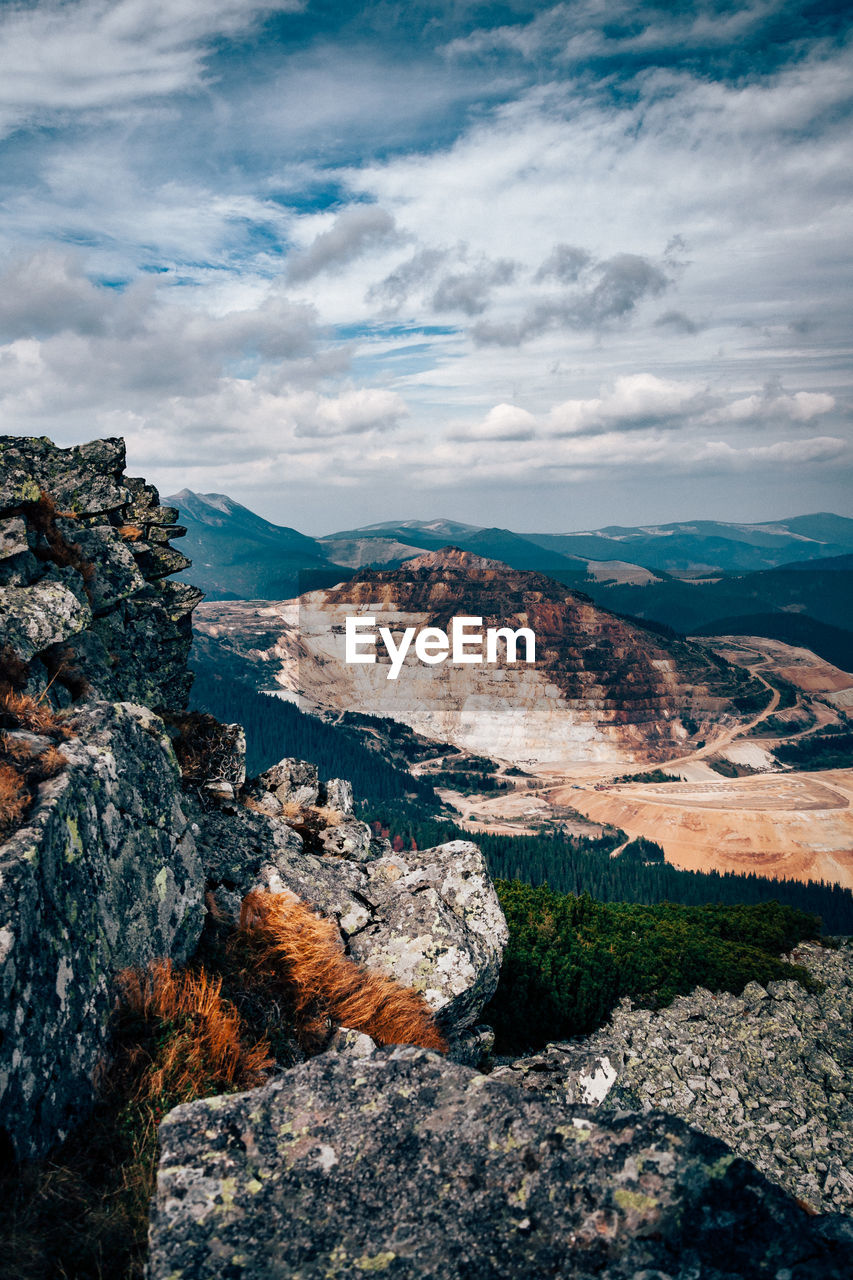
(367, 248), (449, 308)
(545, 374), (709, 437)
(0, 249), (113, 339)
(724, 385), (836, 424)
(431, 257), (517, 316)
(534, 244), (591, 284)
(290, 387), (407, 436)
(286, 206), (397, 285)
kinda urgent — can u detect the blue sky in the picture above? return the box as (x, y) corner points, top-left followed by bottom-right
(0, 0), (851, 532)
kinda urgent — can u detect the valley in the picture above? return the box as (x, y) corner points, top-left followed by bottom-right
(181, 490), (853, 895)
(420, 636), (853, 888)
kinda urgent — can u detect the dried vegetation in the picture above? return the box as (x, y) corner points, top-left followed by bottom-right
(0, 889), (446, 1279)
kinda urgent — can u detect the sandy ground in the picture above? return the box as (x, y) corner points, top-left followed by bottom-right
(555, 771), (853, 888)
(439, 636), (853, 888)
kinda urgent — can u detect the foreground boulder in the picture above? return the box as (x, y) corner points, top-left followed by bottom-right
(0, 702), (204, 1158)
(149, 1045), (852, 1280)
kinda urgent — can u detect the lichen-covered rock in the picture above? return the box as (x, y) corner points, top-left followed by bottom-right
(0, 701), (204, 1159)
(318, 816), (374, 861)
(350, 840), (508, 1028)
(0, 436), (127, 514)
(0, 434), (199, 711)
(194, 806), (506, 1032)
(495, 941), (853, 1216)
(258, 757), (320, 807)
(0, 567), (91, 659)
(149, 1045), (853, 1280)
(319, 777), (354, 814)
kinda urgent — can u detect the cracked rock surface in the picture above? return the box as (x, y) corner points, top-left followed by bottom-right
(0, 702), (204, 1158)
(148, 1044), (853, 1280)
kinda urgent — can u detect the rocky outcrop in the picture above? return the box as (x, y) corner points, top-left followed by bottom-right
(148, 1044), (853, 1280)
(194, 772), (508, 1035)
(0, 435), (208, 1157)
(0, 702), (203, 1158)
(491, 940), (853, 1215)
(0, 435), (200, 711)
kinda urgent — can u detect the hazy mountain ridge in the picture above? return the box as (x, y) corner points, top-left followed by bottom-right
(169, 491), (853, 669)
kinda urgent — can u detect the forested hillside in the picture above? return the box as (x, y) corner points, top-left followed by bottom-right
(485, 886), (822, 1050)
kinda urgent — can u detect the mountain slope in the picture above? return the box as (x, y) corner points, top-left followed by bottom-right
(192, 547), (767, 766)
(524, 514), (853, 572)
(167, 489), (344, 600)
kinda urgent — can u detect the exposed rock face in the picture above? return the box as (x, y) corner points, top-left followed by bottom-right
(0, 702), (203, 1158)
(193, 549), (766, 765)
(194, 785), (507, 1034)
(491, 941), (853, 1215)
(148, 1045), (853, 1280)
(0, 435), (208, 1157)
(0, 435), (200, 711)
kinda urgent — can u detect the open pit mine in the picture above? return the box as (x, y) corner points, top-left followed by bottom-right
(192, 548), (766, 767)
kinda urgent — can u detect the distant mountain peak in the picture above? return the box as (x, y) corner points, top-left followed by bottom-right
(401, 546), (501, 573)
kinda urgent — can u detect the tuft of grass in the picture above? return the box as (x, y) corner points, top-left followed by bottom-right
(236, 890), (448, 1053)
(0, 958), (273, 1280)
(112, 959), (273, 1111)
(0, 889), (447, 1279)
(0, 696), (69, 841)
(0, 761), (28, 838)
(117, 525), (144, 541)
(0, 688), (70, 737)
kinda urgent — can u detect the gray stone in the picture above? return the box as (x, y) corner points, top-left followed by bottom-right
(71, 525), (146, 614)
(0, 435), (201, 712)
(0, 436), (127, 514)
(318, 817), (374, 861)
(0, 701), (204, 1159)
(259, 757), (320, 807)
(0, 516), (28, 560)
(149, 1046), (853, 1280)
(194, 807), (506, 1033)
(0, 567), (92, 660)
(319, 777), (354, 814)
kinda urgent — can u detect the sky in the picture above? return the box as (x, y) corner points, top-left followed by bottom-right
(0, 0), (851, 534)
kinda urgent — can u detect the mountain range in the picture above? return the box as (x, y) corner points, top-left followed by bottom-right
(168, 491), (853, 670)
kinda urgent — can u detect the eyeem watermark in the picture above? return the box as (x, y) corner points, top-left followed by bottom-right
(345, 615), (536, 681)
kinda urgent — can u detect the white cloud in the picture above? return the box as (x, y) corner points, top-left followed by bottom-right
(0, 0), (303, 128)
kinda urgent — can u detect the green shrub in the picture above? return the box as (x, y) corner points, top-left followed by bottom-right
(484, 883), (821, 1053)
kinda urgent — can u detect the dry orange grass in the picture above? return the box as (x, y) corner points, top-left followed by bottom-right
(114, 960), (272, 1113)
(0, 762), (27, 838)
(118, 524), (144, 540)
(0, 688), (70, 737)
(238, 890), (448, 1053)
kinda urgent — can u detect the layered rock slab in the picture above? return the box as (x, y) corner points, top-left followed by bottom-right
(0, 702), (204, 1158)
(0, 434), (199, 711)
(149, 1045), (852, 1280)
